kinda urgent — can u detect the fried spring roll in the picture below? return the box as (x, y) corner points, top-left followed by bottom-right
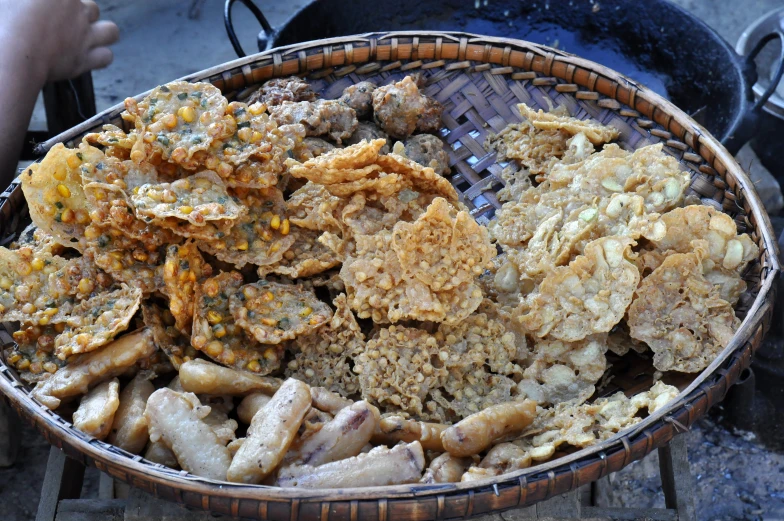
(310, 387), (353, 414)
(72, 378), (120, 440)
(108, 372), (155, 453)
(144, 388), (232, 480)
(179, 359), (280, 396)
(277, 441), (425, 488)
(420, 452), (472, 483)
(227, 378), (311, 484)
(372, 415), (447, 452)
(33, 329), (156, 410)
(237, 392), (272, 425)
(285, 401), (378, 466)
(441, 400), (537, 457)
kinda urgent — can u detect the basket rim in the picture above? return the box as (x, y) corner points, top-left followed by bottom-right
(7, 30), (781, 503)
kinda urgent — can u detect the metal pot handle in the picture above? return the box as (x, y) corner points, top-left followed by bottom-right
(224, 0), (275, 58)
(743, 30), (784, 112)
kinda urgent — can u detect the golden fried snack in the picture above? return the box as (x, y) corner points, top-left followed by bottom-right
(54, 285), (142, 359)
(286, 182), (342, 233)
(11, 224), (65, 256)
(518, 104), (620, 145)
(6, 323), (67, 384)
(32, 328), (157, 410)
(144, 389), (232, 481)
(72, 378), (120, 440)
(392, 197), (495, 291)
(142, 303), (196, 370)
(162, 241), (213, 334)
(229, 281), (332, 344)
(85, 243), (163, 295)
(237, 392), (271, 425)
(191, 272), (283, 373)
(285, 401), (378, 466)
(124, 81), (233, 166)
(441, 400), (537, 457)
(48, 254), (113, 301)
(285, 294), (365, 396)
(340, 81), (377, 119)
(20, 143), (103, 247)
(628, 252), (739, 372)
(461, 443), (532, 482)
(0, 246), (71, 325)
(287, 139), (387, 185)
(402, 134), (450, 176)
(132, 171), (246, 226)
(310, 386), (353, 415)
(276, 441), (425, 488)
(257, 226), (342, 279)
(291, 137), (338, 162)
(517, 335), (608, 406)
(268, 99), (358, 144)
(227, 378), (312, 484)
(84, 124), (138, 158)
(640, 205), (758, 304)
(345, 122), (390, 154)
(372, 415), (447, 452)
(108, 372), (155, 454)
(178, 359), (280, 396)
(248, 77), (317, 106)
(421, 452), (473, 483)
(521, 236), (639, 341)
(372, 76), (442, 139)
(200, 188), (296, 268)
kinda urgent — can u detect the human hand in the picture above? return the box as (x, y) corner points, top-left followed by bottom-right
(1, 0), (119, 83)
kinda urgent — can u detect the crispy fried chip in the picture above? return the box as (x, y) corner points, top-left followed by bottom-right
(372, 76), (441, 139)
(392, 198), (495, 291)
(258, 226), (342, 279)
(132, 171), (246, 225)
(639, 205), (758, 304)
(200, 188), (295, 268)
(191, 271), (283, 374)
(125, 81), (232, 165)
(6, 323), (68, 384)
(142, 303), (197, 370)
(268, 99), (358, 143)
(521, 236), (639, 341)
(517, 104), (620, 145)
(285, 294), (365, 395)
(87, 246), (163, 295)
(288, 139), (387, 184)
(163, 241), (213, 334)
(628, 252), (739, 372)
(12, 224), (65, 256)
(291, 137), (338, 162)
(229, 281), (332, 344)
(286, 182), (343, 233)
(518, 335), (608, 406)
(54, 285), (142, 359)
(21, 143), (103, 248)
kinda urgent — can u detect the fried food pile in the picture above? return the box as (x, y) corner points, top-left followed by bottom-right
(0, 74), (752, 487)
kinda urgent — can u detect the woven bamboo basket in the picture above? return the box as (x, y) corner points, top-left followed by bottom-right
(0, 31), (779, 520)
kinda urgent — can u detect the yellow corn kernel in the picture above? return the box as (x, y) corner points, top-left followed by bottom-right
(270, 215), (281, 230)
(74, 209), (90, 225)
(205, 340), (224, 358)
(280, 219), (290, 235)
(178, 106), (196, 123)
(16, 358), (30, 371)
(213, 324), (227, 339)
(43, 307), (59, 316)
(66, 153), (81, 169)
(235, 240), (249, 251)
(250, 131), (263, 144)
(109, 251), (124, 260)
(77, 279), (94, 295)
(84, 226), (101, 241)
(43, 189), (59, 205)
(299, 306), (313, 317)
(263, 348), (277, 361)
(21, 303), (36, 314)
(217, 162), (233, 178)
(132, 251), (149, 263)
(206, 310), (223, 325)
(261, 291), (274, 303)
(17, 263), (32, 276)
(53, 164), (68, 181)
(38, 316), (50, 326)
(7, 353), (21, 365)
(133, 186), (140, 195)
(237, 127), (253, 142)
(179, 205), (194, 215)
(43, 362), (58, 373)
(30, 258), (45, 271)
(268, 241), (281, 253)
(54, 323), (65, 333)
(111, 259), (124, 272)
(247, 360), (261, 372)
(56, 184), (71, 198)
(261, 318), (277, 327)
(60, 208), (75, 223)
(163, 113), (178, 129)
(309, 316), (322, 325)
(0, 276), (13, 290)
(249, 102), (264, 115)
(162, 190), (177, 204)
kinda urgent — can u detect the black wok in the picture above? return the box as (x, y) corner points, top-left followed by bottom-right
(225, 0), (784, 155)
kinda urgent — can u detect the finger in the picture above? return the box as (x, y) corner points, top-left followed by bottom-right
(82, 0), (100, 23)
(88, 21), (120, 49)
(84, 46), (114, 72)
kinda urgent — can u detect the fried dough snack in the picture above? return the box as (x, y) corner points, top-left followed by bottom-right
(144, 388), (233, 481)
(403, 134), (450, 175)
(518, 104), (620, 145)
(108, 372), (155, 454)
(162, 241), (213, 334)
(292, 137), (338, 162)
(33, 328), (156, 410)
(268, 99), (357, 143)
(257, 226), (341, 279)
(441, 400), (537, 457)
(521, 237), (639, 341)
(178, 359), (280, 396)
(372, 415), (447, 452)
(285, 294), (365, 395)
(6, 323), (67, 384)
(345, 122), (390, 154)
(249, 76), (317, 106)
(142, 303), (196, 370)
(372, 76), (442, 139)
(72, 379), (120, 440)
(421, 453), (473, 483)
(237, 392), (271, 425)
(227, 378), (312, 484)
(276, 441), (425, 488)
(340, 81), (377, 119)
(0, 247), (72, 325)
(628, 252), (739, 372)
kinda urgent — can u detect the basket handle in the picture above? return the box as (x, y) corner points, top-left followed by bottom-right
(224, 0), (275, 58)
(742, 30), (784, 112)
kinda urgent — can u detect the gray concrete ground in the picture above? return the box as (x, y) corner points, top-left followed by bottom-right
(4, 1), (784, 520)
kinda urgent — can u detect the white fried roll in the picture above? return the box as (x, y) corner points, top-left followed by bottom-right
(179, 359), (279, 396)
(441, 399), (537, 457)
(237, 392), (272, 425)
(108, 372), (155, 454)
(72, 378), (120, 440)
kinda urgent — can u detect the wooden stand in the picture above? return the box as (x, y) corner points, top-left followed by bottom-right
(33, 435), (697, 521)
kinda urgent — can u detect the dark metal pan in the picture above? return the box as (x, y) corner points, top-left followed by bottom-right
(225, 0), (784, 154)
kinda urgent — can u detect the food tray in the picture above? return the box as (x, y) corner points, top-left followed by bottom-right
(0, 31), (779, 520)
